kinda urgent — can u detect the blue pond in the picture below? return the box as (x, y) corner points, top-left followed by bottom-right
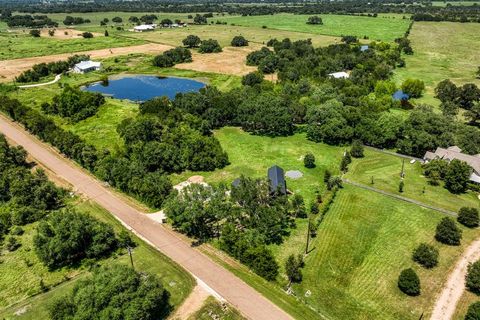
(83, 75), (205, 101)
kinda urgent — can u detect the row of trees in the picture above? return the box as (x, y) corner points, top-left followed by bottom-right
(63, 16), (90, 25)
(15, 54), (90, 83)
(1, 14), (58, 28)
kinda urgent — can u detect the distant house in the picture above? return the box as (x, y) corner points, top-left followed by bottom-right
(268, 165), (287, 195)
(424, 146), (480, 183)
(73, 60), (101, 74)
(360, 45), (369, 52)
(393, 90), (409, 101)
(328, 71), (349, 79)
(133, 24), (156, 32)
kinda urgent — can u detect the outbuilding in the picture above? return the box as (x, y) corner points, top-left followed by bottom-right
(328, 71), (350, 79)
(133, 24), (156, 32)
(268, 165), (287, 195)
(73, 60), (101, 74)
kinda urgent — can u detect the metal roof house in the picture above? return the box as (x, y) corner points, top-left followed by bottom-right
(73, 60), (101, 74)
(328, 71), (350, 79)
(424, 146), (480, 183)
(268, 165), (287, 195)
(360, 45), (369, 52)
(393, 90), (409, 101)
(133, 24), (156, 32)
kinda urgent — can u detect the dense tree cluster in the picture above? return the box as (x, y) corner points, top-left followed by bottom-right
(42, 85), (105, 122)
(435, 80), (480, 123)
(16, 54), (89, 83)
(63, 16), (90, 25)
(423, 159), (472, 194)
(153, 47), (192, 67)
(198, 39), (222, 53)
(49, 265), (171, 320)
(0, 134), (64, 240)
(1, 14), (57, 28)
(34, 209), (117, 269)
(165, 176), (303, 280)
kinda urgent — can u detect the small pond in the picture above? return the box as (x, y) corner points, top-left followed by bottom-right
(82, 75), (205, 101)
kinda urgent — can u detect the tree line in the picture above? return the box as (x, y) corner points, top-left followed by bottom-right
(15, 55), (90, 83)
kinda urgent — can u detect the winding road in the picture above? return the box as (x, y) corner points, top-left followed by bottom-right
(17, 74), (62, 88)
(0, 114), (292, 320)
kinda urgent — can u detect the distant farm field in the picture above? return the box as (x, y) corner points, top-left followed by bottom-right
(290, 185), (479, 319)
(215, 14), (411, 42)
(394, 22), (480, 105)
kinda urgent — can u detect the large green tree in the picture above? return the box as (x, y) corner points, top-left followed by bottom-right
(444, 159), (472, 194)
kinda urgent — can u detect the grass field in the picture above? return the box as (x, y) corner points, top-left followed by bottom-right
(127, 24), (341, 48)
(214, 14), (411, 42)
(0, 200), (194, 319)
(290, 184), (479, 319)
(172, 127), (344, 203)
(344, 148), (480, 212)
(394, 22), (480, 106)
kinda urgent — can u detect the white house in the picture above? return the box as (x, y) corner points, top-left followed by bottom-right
(133, 24), (156, 32)
(328, 71), (350, 79)
(73, 60), (102, 74)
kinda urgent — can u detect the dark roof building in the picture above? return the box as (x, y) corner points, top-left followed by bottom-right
(268, 165), (287, 195)
(393, 90), (410, 101)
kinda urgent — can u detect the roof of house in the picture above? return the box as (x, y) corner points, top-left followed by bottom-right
(328, 71), (349, 79)
(268, 165), (286, 194)
(134, 24), (156, 30)
(423, 146), (480, 176)
(393, 90), (409, 101)
(74, 60), (101, 70)
(360, 45), (369, 52)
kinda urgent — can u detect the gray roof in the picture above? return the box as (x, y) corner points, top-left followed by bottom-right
(268, 165), (286, 194)
(424, 146), (480, 181)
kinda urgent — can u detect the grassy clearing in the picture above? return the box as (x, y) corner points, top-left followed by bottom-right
(214, 14), (411, 42)
(394, 22), (480, 106)
(187, 297), (245, 320)
(291, 184), (479, 319)
(344, 148), (480, 212)
(0, 32), (144, 61)
(0, 199), (194, 319)
(127, 24), (341, 48)
(172, 127), (344, 203)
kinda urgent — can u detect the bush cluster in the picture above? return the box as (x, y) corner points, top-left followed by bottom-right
(153, 47), (192, 68)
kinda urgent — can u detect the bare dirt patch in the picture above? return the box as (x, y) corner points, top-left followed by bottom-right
(175, 46), (258, 76)
(0, 43), (174, 82)
(39, 28), (103, 39)
(171, 285), (211, 320)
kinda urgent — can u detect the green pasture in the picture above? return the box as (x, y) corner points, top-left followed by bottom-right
(394, 22), (480, 106)
(290, 184), (479, 319)
(127, 24), (341, 47)
(0, 200), (194, 319)
(214, 14), (411, 42)
(344, 148), (480, 212)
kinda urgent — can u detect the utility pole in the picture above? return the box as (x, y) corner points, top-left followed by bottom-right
(127, 246), (134, 270)
(305, 216), (311, 255)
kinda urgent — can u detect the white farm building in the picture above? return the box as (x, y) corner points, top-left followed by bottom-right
(133, 24), (156, 32)
(328, 71), (350, 79)
(73, 60), (101, 74)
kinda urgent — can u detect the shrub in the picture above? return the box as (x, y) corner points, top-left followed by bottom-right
(82, 32), (93, 39)
(198, 39), (222, 53)
(285, 254), (304, 283)
(412, 243), (439, 268)
(350, 140), (364, 158)
(306, 16), (323, 25)
(6, 236), (20, 251)
(435, 217), (462, 246)
(10, 226), (24, 236)
(182, 34), (201, 48)
(327, 176), (342, 190)
(310, 201), (319, 215)
(241, 71), (263, 86)
(30, 29), (41, 37)
(304, 152), (316, 168)
(324, 170), (331, 184)
(465, 302), (480, 320)
(399, 180), (404, 193)
(398, 268), (420, 296)
(153, 55), (174, 68)
(231, 35), (248, 47)
(458, 207), (480, 228)
(467, 261), (480, 294)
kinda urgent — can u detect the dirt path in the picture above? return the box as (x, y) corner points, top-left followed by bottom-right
(0, 43), (173, 82)
(170, 285), (211, 320)
(430, 239), (480, 320)
(18, 74), (62, 88)
(0, 114), (292, 320)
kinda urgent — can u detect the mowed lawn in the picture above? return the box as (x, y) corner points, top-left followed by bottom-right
(344, 148), (480, 212)
(172, 127), (344, 203)
(128, 24), (341, 48)
(394, 22), (480, 106)
(0, 200), (194, 319)
(215, 14), (411, 42)
(292, 185), (479, 320)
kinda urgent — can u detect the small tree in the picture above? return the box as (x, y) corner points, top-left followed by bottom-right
(399, 180), (404, 193)
(285, 254), (303, 283)
(465, 302), (480, 320)
(82, 32), (94, 39)
(350, 140), (364, 158)
(412, 243), (439, 268)
(306, 16), (323, 25)
(30, 29), (41, 37)
(310, 201), (319, 215)
(48, 29), (55, 37)
(398, 268), (420, 296)
(435, 217), (462, 245)
(6, 236), (20, 251)
(444, 159), (472, 194)
(466, 260), (480, 294)
(340, 156), (349, 173)
(458, 207), (480, 228)
(231, 35), (248, 47)
(182, 35), (201, 48)
(241, 71), (263, 86)
(304, 152), (316, 168)
(193, 14), (207, 25)
(327, 176), (342, 190)
(104, 30), (109, 37)
(112, 16), (123, 23)
(198, 39), (222, 54)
